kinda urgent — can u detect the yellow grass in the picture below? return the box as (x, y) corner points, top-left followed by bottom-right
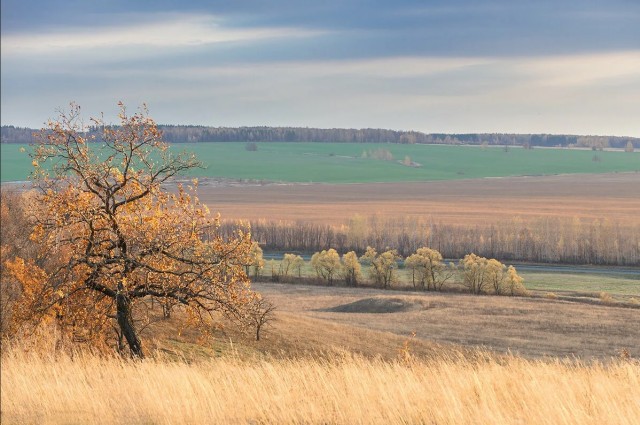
(2, 347), (639, 425)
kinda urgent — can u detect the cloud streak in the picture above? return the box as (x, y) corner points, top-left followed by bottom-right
(1, 14), (324, 55)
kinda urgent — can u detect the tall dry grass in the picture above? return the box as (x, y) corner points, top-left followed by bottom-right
(2, 346), (639, 425)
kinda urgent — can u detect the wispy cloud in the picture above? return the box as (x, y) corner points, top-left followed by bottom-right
(1, 14), (324, 55)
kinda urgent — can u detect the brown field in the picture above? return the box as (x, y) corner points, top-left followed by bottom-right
(249, 282), (640, 360)
(193, 173), (640, 226)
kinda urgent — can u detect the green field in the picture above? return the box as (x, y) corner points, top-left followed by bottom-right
(2, 142), (639, 183)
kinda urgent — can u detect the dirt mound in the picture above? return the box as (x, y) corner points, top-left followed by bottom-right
(326, 297), (427, 314)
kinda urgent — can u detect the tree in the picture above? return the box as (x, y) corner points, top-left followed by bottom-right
(625, 141), (635, 153)
(506, 265), (526, 296)
(310, 248), (341, 285)
(5, 103), (256, 358)
(341, 251), (361, 286)
(0, 190), (40, 337)
(460, 254), (524, 296)
(247, 242), (265, 279)
(247, 295), (275, 341)
(281, 253), (304, 279)
(360, 246), (400, 289)
(486, 258), (507, 295)
(460, 253), (490, 295)
(404, 247), (454, 291)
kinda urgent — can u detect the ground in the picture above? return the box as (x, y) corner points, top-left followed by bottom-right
(192, 172), (640, 227)
(251, 282), (640, 359)
(141, 281), (639, 361)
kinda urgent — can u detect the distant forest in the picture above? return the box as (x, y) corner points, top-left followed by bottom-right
(1, 125), (637, 149)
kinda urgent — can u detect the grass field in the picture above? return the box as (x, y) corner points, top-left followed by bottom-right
(251, 282), (640, 359)
(3, 347), (639, 425)
(2, 142), (639, 182)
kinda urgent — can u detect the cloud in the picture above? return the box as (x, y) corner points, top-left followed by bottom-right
(1, 13), (324, 56)
(6, 51), (638, 135)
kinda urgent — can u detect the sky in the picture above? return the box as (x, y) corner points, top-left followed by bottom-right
(1, 0), (639, 136)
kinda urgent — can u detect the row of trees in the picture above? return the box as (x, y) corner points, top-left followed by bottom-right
(244, 244), (526, 296)
(3, 124), (637, 149)
(228, 216), (640, 266)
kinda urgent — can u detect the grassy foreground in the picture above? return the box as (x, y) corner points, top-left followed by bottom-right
(2, 347), (639, 425)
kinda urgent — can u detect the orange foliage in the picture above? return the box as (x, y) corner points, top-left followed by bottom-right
(5, 103), (257, 357)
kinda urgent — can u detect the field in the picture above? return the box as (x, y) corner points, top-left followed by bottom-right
(3, 347), (639, 425)
(2, 282), (640, 424)
(248, 282), (640, 359)
(191, 172), (640, 227)
(2, 142), (639, 183)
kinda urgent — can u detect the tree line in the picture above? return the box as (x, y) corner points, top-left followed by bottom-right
(220, 215), (640, 266)
(2, 125), (637, 149)
(245, 244), (527, 296)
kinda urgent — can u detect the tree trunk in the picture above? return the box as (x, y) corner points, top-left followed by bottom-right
(116, 291), (144, 358)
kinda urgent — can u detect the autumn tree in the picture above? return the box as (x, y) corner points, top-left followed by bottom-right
(460, 254), (524, 295)
(0, 190), (41, 336)
(4, 103), (256, 358)
(360, 246), (401, 289)
(486, 259), (507, 295)
(404, 247), (454, 291)
(506, 266), (526, 296)
(310, 248), (341, 285)
(246, 242), (265, 279)
(460, 253), (490, 295)
(341, 251), (361, 286)
(281, 253), (304, 279)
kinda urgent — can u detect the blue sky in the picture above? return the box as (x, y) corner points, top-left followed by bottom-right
(1, 0), (639, 136)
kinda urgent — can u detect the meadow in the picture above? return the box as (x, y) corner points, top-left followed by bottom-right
(2, 141), (639, 182)
(3, 282), (640, 424)
(3, 346), (639, 425)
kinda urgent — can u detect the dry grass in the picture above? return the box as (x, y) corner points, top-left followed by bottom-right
(253, 283), (640, 359)
(2, 346), (639, 425)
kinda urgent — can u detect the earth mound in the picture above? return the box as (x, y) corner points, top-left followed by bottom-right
(326, 296), (427, 314)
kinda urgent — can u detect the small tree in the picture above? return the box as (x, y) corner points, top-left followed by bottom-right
(404, 247), (454, 291)
(460, 253), (490, 295)
(247, 242), (265, 279)
(247, 295), (275, 341)
(360, 247), (400, 289)
(310, 249), (341, 285)
(281, 253), (304, 280)
(5, 103), (256, 358)
(486, 258), (507, 295)
(506, 266), (526, 296)
(341, 251), (361, 286)
(404, 253), (423, 289)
